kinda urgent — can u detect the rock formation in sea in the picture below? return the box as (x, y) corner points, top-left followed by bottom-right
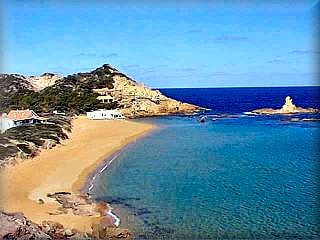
(251, 96), (320, 115)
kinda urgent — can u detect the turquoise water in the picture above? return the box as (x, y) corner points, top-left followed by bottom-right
(91, 116), (320, 239)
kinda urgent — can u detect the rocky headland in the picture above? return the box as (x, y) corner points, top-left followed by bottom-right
(110, 70), (202, 117)
(251, 96), (320, 115)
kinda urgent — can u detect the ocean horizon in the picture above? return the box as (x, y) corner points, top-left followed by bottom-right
(90, 86), (320, 239)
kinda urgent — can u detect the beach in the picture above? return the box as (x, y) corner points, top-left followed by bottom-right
(0, 117), (154, 233)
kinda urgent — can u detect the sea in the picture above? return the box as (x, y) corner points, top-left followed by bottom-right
(90, 87), (320, 239)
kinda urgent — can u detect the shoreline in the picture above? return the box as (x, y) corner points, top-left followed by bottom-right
(79, 126), (158, 228)
(0, 117), (156, 234)
(81, 126), (158, 194)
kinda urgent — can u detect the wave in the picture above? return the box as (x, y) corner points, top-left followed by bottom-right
(107, 204), (121, 227)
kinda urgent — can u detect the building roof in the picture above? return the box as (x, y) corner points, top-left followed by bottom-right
(87, 109), (122, 114)
(6, 109), (46, 121)
(96, 95), (114, 100)
(93, 88), (119, 94)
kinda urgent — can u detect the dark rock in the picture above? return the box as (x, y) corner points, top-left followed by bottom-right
(0, 211), (51, 239)
(92, 224), (131, 239)
(41, 220), (65, 239)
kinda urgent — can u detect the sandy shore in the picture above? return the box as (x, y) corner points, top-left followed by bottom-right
(0, 117), (154, 233)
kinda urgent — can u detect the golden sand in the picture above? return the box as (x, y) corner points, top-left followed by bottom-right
(0, 117), (154, 232)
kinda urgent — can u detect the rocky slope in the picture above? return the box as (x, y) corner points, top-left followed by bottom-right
(104, 65), (202, 117)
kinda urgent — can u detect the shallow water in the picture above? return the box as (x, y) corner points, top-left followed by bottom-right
(91, 116), (319, 239)
(91, 87), (320, 239)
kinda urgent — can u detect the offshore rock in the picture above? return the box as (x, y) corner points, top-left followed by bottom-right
(251, 96), (320, 115)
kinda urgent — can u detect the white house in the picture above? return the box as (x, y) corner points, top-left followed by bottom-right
(86, 109), (125, 120)
(96, 95), (114, 104)
(0, 109), (47, 132)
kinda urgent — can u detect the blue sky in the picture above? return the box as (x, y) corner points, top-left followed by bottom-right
(1, 1), (319, 88)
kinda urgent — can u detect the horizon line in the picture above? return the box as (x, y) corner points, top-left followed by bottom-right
(155, 85), (320, 89)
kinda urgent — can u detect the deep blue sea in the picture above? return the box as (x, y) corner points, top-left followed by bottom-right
(91, 87), (320, 239)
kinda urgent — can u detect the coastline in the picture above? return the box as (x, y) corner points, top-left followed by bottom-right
(81, 125), (158, 194)
(0, 117), (155, 234)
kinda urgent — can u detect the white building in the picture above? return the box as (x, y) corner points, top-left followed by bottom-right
(86, 109), (125, 120)
(96, 95), (114, 104)
(0, 109), (47, 132)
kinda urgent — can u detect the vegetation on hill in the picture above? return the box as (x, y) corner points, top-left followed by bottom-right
(0, 64), (119, 114)
(0, 74), (32, 97)
(0, 115), (72, 166)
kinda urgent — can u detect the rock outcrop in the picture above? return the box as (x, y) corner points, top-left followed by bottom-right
(95, 64), (203, 117)
(45, 192), (131, 238)
(251, 96), (320, 115)
(47, 192), (103, 218)
(0, 211), (58, 239)
(0, 208), (131, 239)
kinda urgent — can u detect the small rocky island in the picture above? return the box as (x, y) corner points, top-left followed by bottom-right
(251, 96), (320, 115)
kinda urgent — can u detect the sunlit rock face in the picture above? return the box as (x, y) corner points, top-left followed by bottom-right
(96, 67), (203, 118)
(280, 96), (297, 113)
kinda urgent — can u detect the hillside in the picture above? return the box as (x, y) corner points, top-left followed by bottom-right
(0, 64), (202, 117)
(0, 74), (33, 96)
(0, 73), (60, 94)
(26, 73), (61, 91)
